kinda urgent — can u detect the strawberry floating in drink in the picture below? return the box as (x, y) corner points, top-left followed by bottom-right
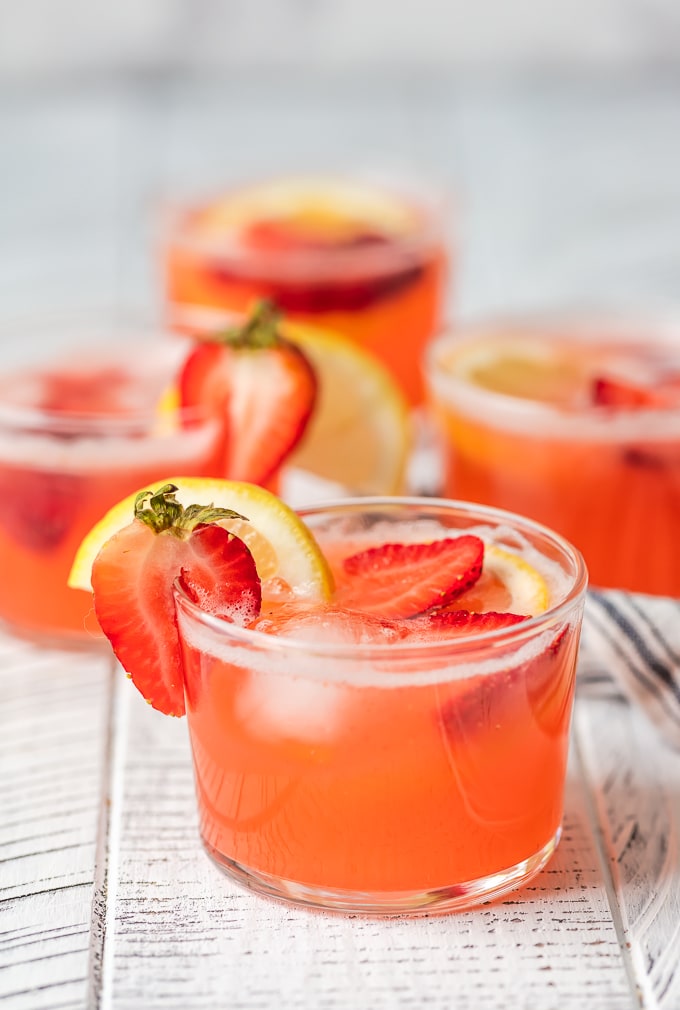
(337, 536), (486, 618)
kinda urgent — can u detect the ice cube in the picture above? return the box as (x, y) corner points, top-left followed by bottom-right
(236, 670), (349, 744)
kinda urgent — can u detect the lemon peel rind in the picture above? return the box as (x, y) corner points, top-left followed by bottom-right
(68, 477), (334, 601)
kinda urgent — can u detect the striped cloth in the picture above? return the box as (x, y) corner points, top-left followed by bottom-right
(580, 590), (680, 750)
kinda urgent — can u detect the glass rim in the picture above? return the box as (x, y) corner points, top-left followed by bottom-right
(0, 327), (213, 434)
(425, 314), (680, 438)
(0, 399), (212, 436)
(163, 171), (450, 279)
(173, 495), (588, 666)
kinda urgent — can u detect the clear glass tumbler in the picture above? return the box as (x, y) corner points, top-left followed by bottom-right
(176, 497), (587, 914)
(0, 325), (227, 645)
(164, 173), (449, 405)
(425, 315), (680, 596)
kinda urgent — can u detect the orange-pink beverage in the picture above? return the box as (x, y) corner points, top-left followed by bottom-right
(177, 498), (587, 914)
(164, 176), (448, 405)
(426, 319), (680, 596)
(0, 339), (228, 645)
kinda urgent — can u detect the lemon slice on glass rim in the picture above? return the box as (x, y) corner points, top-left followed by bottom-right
(68, 477), (334, 600)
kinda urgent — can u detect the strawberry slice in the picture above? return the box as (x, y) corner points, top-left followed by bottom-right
(179, 301), (317, 485)
(592, 373), (680, 409)
(91, 484), (261, 716)
(425, 609), (529, 636)
(338, 536), (485, 619)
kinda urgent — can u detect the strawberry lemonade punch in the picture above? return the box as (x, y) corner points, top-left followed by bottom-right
(71, 480), (587, 913)
(426, 317), (680, 596)
(0, 308), (317, 644)
(165, 175), (448, 404)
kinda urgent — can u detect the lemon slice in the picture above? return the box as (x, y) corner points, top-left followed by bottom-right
(68, 477), (334, 600)
(195, 178), (418, 239)
(485, 544), (549, 615)
(438, 335), (587, 407)
(453, 542), (550, 618)
(283, 321), (412, 494)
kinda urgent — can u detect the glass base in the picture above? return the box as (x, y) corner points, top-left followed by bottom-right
(203, 829), (561, 916)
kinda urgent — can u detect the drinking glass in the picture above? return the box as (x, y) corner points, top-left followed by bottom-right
(164, 173), (449, 405)
(176, 497), (587, 914)
(0, 324), (227, 645)
(425, 316), (680, 596)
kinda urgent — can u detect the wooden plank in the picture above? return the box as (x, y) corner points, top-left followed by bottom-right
(575, 691), (680, 1009)
(0, 633), (113, 1010)
(104, 678), (633, 1009)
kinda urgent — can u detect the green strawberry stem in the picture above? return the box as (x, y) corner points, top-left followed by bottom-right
(134, 484), (247, 538)
(218, 299), (283, 349)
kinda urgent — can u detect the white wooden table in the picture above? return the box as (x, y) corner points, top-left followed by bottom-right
(1, 621), (679, 1010)
(2, 69), (680, 1008)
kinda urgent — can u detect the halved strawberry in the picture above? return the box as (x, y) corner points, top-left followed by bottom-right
(337, 536), (485, 619)
(179, 301), (317, 485)
(91, 484), (261, 717)
(592, 374), (680, 409)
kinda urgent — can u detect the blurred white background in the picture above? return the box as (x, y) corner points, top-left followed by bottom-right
(2, 0), (680, 77)
(1, 0), (680, 327)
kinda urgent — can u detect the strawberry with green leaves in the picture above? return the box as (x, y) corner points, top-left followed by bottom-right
(179, 301), (317, 485)
(91, 484), (261, 717)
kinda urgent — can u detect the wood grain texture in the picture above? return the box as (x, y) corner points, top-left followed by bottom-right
(3, 74), (680, 1010)
(575, 692), (680, 1009)
(101, 673), (634, 1010)
(0, 633), (113, 1010)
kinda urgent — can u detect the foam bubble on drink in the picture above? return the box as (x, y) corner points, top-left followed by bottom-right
(178, 608), (577, 691)
(253, 604), (411, 647)
(0, 341), (220, 472)
(432, 333), (680, 440)
(0, 418), (222, 473)
(177, 514), (582, 689)
(191, 587), (260, 628)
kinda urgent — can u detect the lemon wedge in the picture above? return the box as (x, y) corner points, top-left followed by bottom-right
(68, 477), (334, 600)
(283, 321), (412, 494)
